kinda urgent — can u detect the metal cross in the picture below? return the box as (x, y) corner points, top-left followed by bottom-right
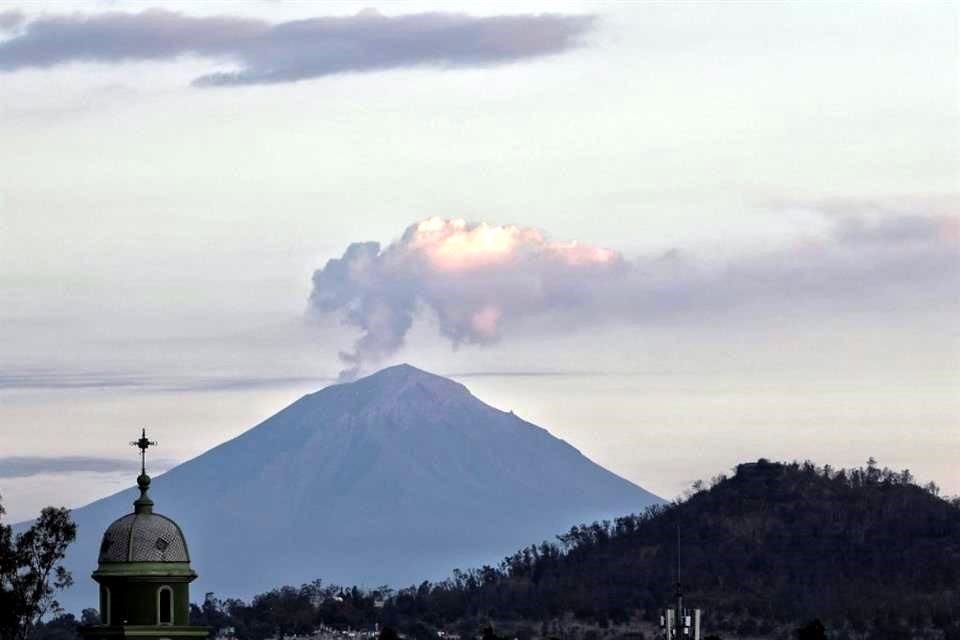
(130, 428), (157, 476)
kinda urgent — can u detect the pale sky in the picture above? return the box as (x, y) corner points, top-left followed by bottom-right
(1, 1), (958, 522)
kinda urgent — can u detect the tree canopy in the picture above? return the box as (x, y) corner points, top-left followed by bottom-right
(191, 459), (960, 640)
(0, 495), (77, 640)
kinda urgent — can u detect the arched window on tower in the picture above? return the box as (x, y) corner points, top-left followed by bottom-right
(103, 586), (111, 625)
(158, 586), (173, 625)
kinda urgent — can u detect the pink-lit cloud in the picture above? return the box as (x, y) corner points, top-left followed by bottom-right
(311, 205), (959, 381)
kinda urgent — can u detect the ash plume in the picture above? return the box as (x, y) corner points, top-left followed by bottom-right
(310, 207), (959, 380)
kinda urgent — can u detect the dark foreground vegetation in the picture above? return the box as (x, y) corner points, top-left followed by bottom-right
(0, 498), (76, 640)
(28, 459), (960, 640)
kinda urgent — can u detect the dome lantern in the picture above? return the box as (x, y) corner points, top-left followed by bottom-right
(80, 429), (209, 640)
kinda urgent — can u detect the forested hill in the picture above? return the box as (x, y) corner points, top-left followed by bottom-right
(182, 459), (960, 640)
(444, 459), (960, 633)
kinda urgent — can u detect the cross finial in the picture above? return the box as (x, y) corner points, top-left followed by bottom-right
(131, 428), (157, 476)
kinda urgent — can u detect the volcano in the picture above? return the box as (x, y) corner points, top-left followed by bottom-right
(52, 364), (662, 610)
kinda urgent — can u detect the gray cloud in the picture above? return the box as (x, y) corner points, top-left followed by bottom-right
(0, 10), (23, 30)
(309, 201), (960, 380)
(0, 370), (328, 392)
(446, 370), (611, 379)
(0, 8), (594, 86)
(0, 456), (177, 479)
(0, 370), (145, 390)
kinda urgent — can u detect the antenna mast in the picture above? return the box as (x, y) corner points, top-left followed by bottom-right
(660, 516), (701, 640)
(675, 522), (683, 622)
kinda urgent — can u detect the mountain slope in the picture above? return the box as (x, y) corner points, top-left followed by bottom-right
(52, 364), (662, 612)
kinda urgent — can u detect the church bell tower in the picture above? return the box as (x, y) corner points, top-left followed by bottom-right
(80, 430), (209, 640)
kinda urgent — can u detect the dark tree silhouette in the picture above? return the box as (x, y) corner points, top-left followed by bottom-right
(206, 459), (960, 639)
(0, 495), (77, 640)
(796, 619), (826, 640)
(79, 610), (99, 627)
(378, 627), (400, 640)
(481, 626), (502, 640)
(24, 614), (78, 640)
